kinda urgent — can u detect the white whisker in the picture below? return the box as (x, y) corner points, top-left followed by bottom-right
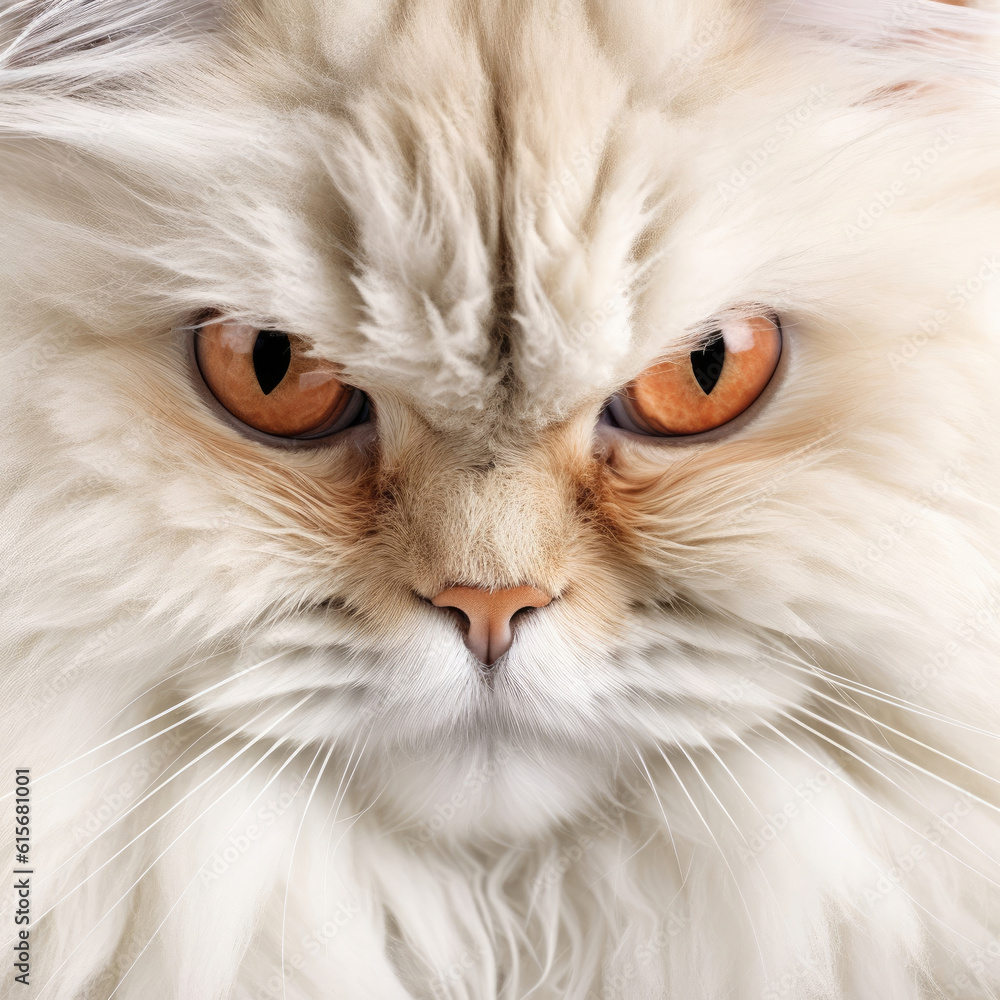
(758, 715), (1000, 909)
(37, 691), (316, 922)
(35, 706), (229, 806)
(38, 704), (269, 890)
(753, 716), (997, 968)
(104, 743), (312, 997)
(776, 667), (1000, 791)
(15, 649), (293, 796)
(53, 642), (246, 769)
(775, 651), (1000, 741)
(627, 742), (683, 874)
(281, 739), (335, 1000)
(770, 692), (1000, 823)
(34, 700), (316, 1000)
(655, 744), (770, 979)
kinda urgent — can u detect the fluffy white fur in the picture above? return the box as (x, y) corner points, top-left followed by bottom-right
(4, 0), (1000, 997)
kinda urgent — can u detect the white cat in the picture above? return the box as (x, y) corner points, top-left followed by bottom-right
(4, 0), (1000, 997)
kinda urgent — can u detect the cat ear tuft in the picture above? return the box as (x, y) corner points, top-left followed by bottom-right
(0, 0), (223, 76)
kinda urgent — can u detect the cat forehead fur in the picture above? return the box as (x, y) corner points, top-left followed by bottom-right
(198, 0), (728, 427)
(182, 0), (967, 428)
(11, 0), (991, 432)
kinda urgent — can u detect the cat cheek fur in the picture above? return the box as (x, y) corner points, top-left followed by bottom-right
(4, 0), (1000, 998)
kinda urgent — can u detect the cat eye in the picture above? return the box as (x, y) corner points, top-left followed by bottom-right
(194, 320), (369, 440)
(606, 316), (782, 437)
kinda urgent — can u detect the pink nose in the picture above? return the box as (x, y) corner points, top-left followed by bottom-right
(431, 585), (553, 665)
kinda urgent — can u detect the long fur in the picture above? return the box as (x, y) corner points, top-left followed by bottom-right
(4, 0), (1000, 997)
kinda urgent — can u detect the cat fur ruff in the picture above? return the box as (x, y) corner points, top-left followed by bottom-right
(4, 0), (1000, 998)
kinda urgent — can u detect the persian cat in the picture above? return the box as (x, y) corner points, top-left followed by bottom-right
(4, 0), (1000, 996)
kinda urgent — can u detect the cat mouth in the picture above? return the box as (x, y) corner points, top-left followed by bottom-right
(187, 590), (797, 758)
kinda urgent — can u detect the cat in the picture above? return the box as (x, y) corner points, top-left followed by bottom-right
(4, 0), (1000, 996)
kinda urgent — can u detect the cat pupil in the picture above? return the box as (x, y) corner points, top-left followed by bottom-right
(690, 333), (725, 395)
(252, 331), (292, 395)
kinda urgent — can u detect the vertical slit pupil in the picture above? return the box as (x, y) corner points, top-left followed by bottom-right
(690, 333), (725, 395)
(252, 331), (292, 395)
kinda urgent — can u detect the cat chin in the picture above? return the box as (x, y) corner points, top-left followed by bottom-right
(185, 659), (801, 849)
(184, 695), (617, 841)
(354, 745), (617, 844)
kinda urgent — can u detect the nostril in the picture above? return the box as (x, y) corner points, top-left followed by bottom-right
(505, 605), (539, 645)
(509, 604), (538, 626)
(440, 605), (471, 635)
(416, 594), (467, 631)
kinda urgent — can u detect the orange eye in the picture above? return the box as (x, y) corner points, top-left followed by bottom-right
(610, 316), (782, 437)
(195, 320), (367, 439)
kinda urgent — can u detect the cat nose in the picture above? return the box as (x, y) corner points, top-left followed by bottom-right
(431, 585), (553, 666)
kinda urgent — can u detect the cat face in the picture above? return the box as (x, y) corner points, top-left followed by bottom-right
(5, 0), (999, 838)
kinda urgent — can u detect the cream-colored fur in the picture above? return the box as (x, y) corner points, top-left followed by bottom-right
(4, 0), (1000, 997)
